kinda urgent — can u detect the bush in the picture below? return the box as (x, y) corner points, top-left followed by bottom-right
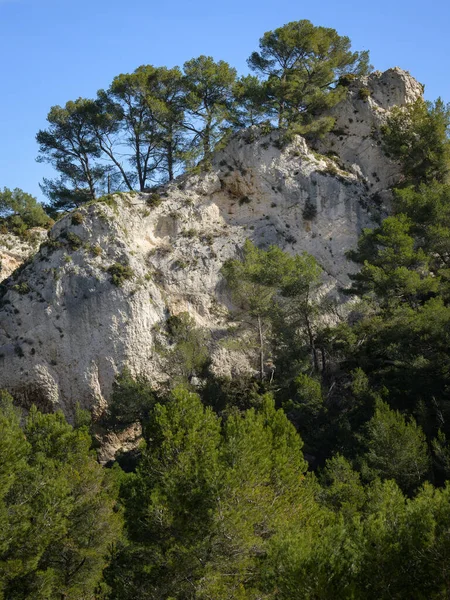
(182, 228), (197, 238)
(361, 400), (430, 494)
(71, 211), (84, 225)
(338, 73), (358, 87)
(64, 231), (83, 250)
(358, 87), (371, 101)
(98, 194), (118, 209)
(12, 282), (31, 295)
(303, 200), (317, 220)
(42, 237), (63, 251)
(0, 396), (122, 598)
(147, 193), (162, 208)
(202, 233), (214, 246)
(106, 368), (156, 431)
(107, 262), (134, 286)
(173, 258), (188, 269)
(164, 312), (211, 381)
(90, 244), (102, 257)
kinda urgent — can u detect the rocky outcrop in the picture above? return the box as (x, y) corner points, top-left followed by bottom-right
(0, 68), (423, 421)
(315, 68), (423, 202)
(0, 229), (48, 282)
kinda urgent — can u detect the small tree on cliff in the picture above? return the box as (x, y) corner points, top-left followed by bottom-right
(222, 241), (322, 380)
(382, 98), (450, 186)
(0, 188), (50, 233)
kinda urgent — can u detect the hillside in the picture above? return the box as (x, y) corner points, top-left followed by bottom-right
(0, 68), (422, 422)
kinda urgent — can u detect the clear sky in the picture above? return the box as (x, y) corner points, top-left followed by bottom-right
(0, 0), (449, 201)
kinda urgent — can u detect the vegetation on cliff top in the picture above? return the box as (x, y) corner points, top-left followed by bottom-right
(36, 19), (369, 212)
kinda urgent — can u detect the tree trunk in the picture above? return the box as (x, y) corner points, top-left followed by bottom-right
(96, 137), (134, 191)
(278, 104), (285, 128)
(85, 163), (96, 200)
(321, 346), (326, 373)
(305, 313), (319, 372)
(257, 314), (265, 381)
(278, 72), (287, 128)
(80, 152), (96, 200)
(203, 116), (212, 163)
(134, 135), (145, 191)
(167, 141), (174, 181)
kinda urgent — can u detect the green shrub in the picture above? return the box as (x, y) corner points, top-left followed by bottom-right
(201, 233), (214, 246)
(165, 312), (211, 380)
(338, 73), (357, 87)
(90, 244), (102, 257)
(98, 194), (118, 209)
(381, 98), (450, 185)
(42, 238), (63, 251)
(147, 193), (162, 208)
(173, 259), (188, 269)
(324, 162), (340, 177)
(107, 262), (134, 287)
(106, 368), (155, 431)
(12, 282), (31, 295)
(260, 120), (274, 136)
(71, 212), (84, 225)
(0, 187), (51, 235)
(239, 196), (252, 205)
(64, 231), (83, 250)
(6, 215), (27, 237)
(358, 87), (371, 101)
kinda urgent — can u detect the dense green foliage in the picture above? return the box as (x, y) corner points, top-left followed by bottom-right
(36, 19), (369, 211)
(0, 393), (122, 599)
(382, 98), (450, 186)
(247, 19), (370, 130)
(104, 385), (450, 600)
(221, 240), (322, 379)
(37, 99), (108, 210)
(107, 262), (135, 287)
(97, 106), (450, 593)
(106, 389), (314, 599)
(0, 188), (51, 235)
(5, 377), (450, 598)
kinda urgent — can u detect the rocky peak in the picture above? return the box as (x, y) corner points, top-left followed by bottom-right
(314, 67), (423, 195)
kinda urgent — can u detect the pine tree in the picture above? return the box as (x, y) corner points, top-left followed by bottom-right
(248, 20), (370, 129)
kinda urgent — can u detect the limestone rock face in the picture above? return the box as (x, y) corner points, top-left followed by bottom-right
(315, 67), (423, 197)
(0, 229), (48, 282)
(0, 68), (423, 420)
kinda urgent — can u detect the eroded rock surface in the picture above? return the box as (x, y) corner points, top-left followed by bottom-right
(0, 229), (48, 281)
(0, 68), (423, 422)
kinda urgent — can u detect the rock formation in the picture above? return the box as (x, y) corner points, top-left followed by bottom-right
(0, 68), (423, 421)
(0, 229), (47, 282)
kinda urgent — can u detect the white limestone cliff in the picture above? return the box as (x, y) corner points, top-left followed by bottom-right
(0, 68), (422, 423)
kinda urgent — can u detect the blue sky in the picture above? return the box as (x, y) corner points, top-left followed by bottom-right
(0, 0), (449, 201)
